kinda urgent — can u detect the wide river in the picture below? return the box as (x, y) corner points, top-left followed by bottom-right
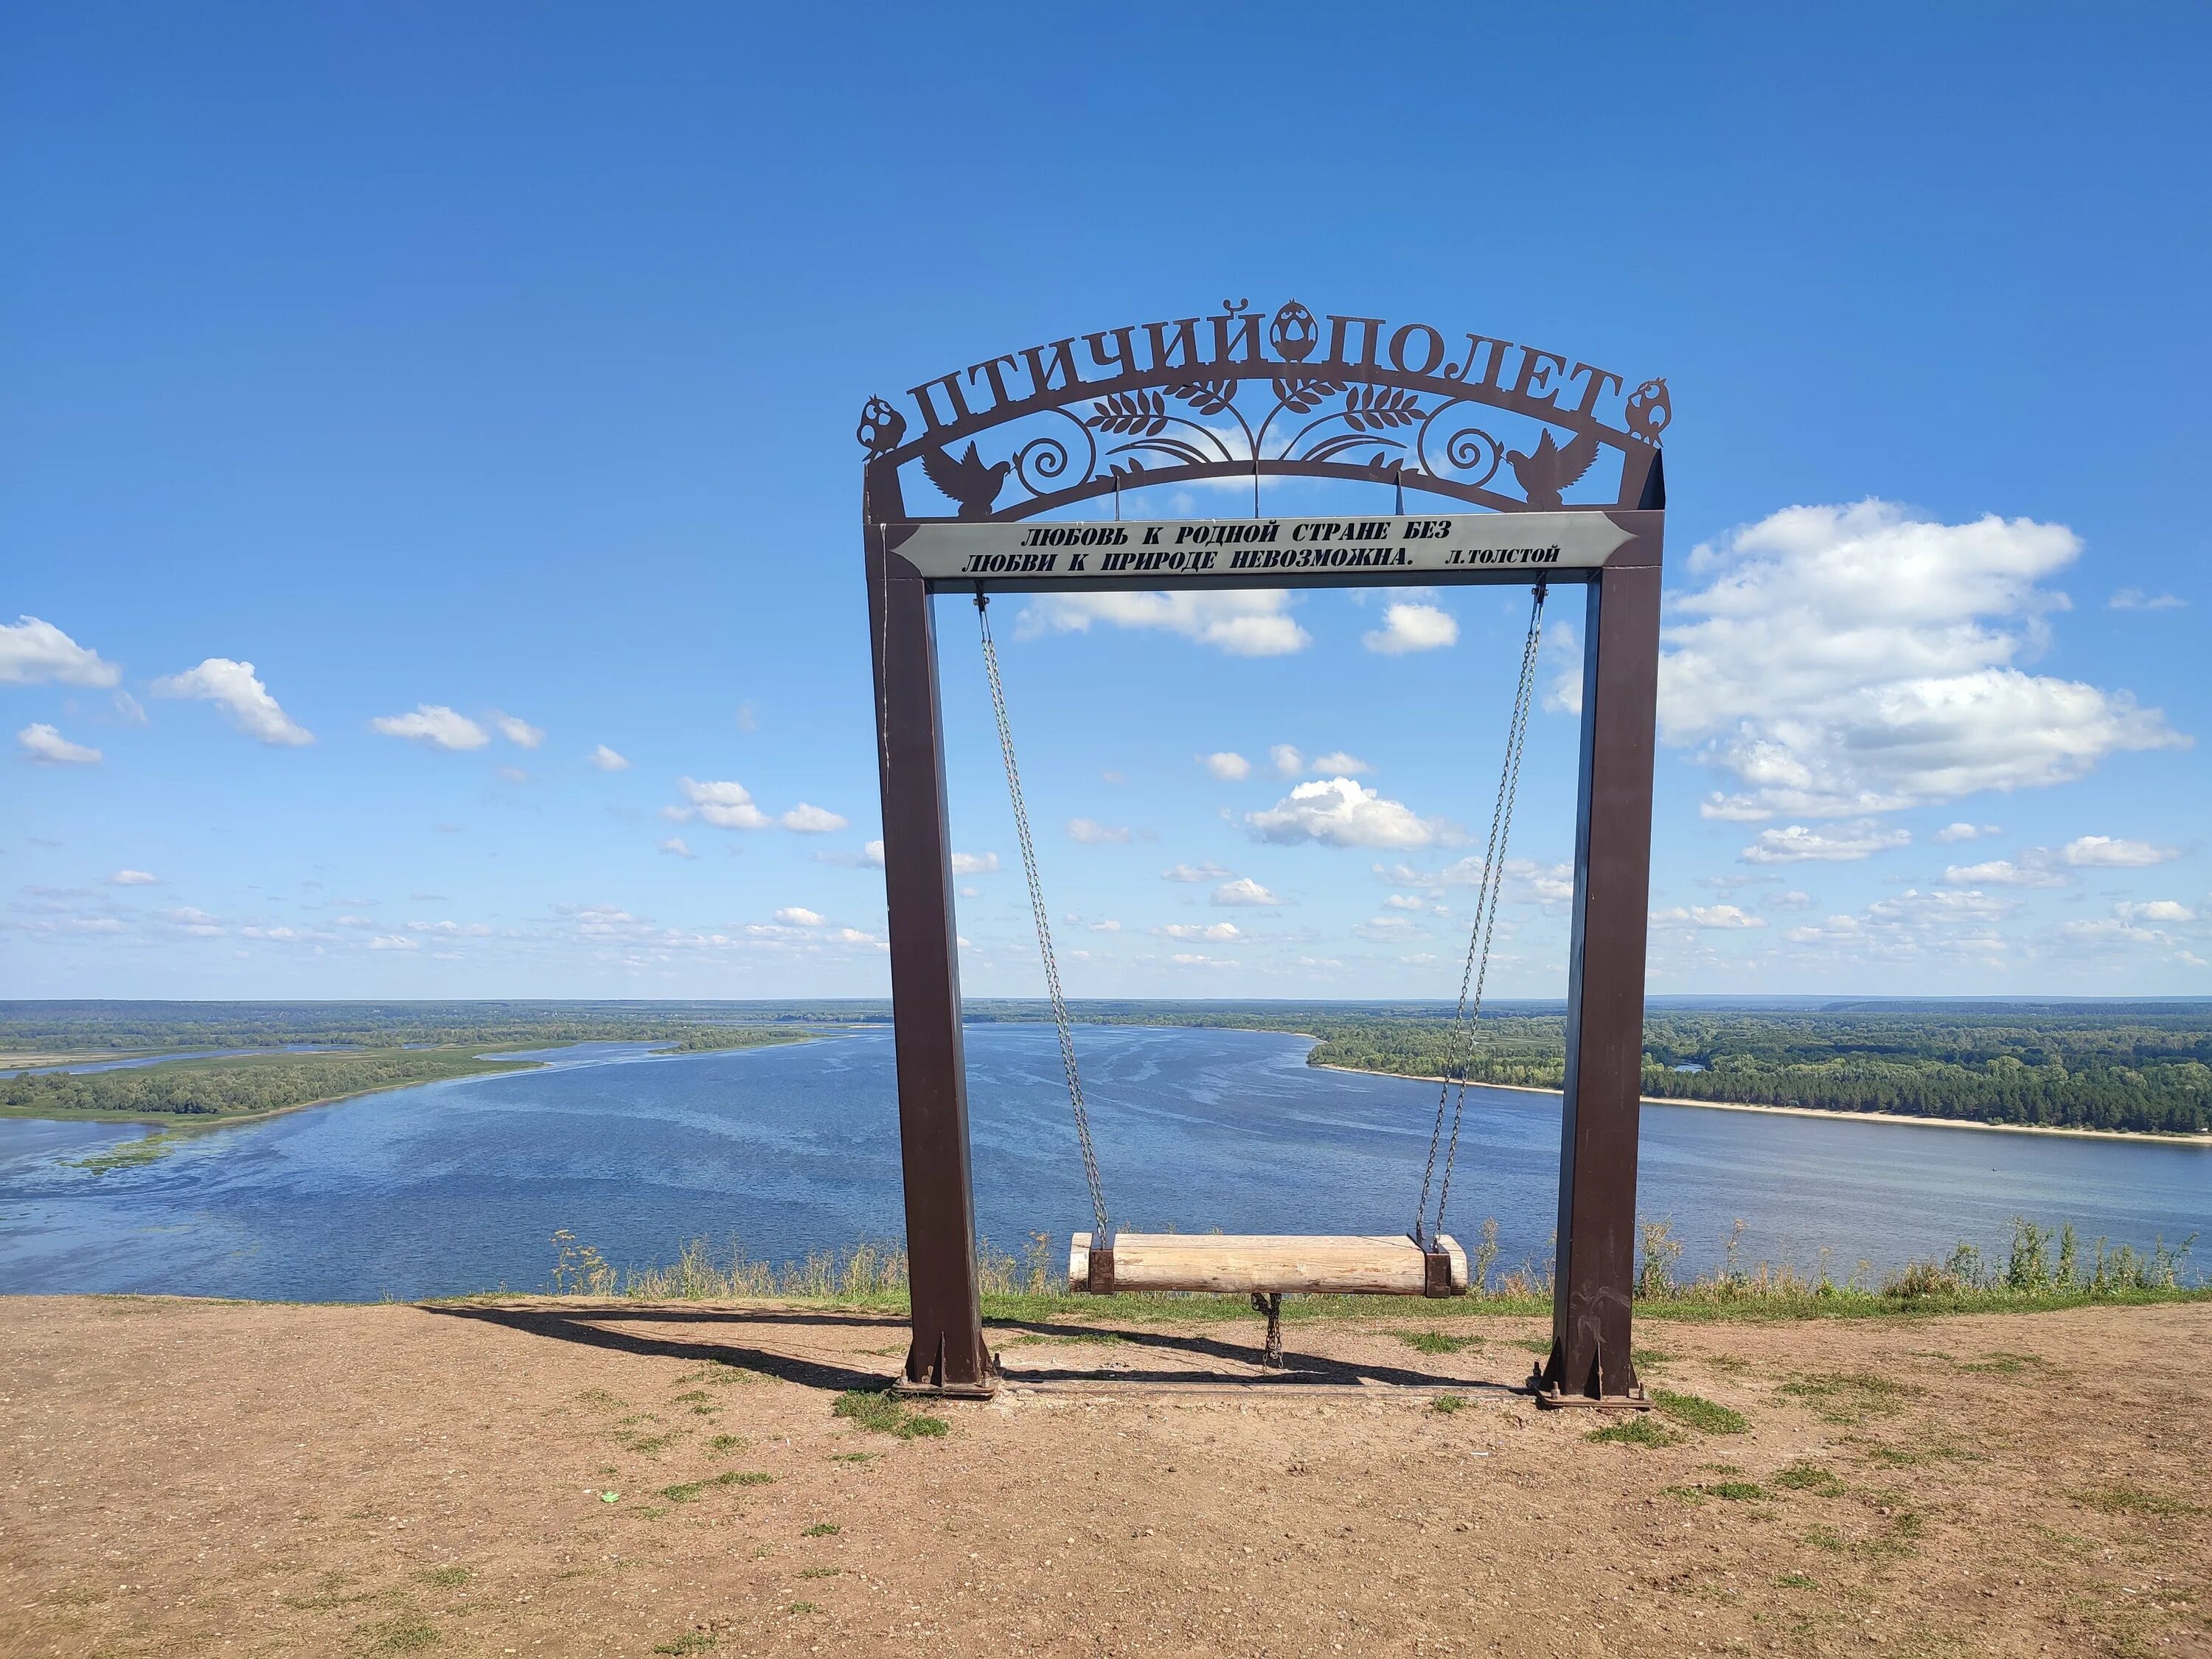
(1, 1025), (2204, 1301)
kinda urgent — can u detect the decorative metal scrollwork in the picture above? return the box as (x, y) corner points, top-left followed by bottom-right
(860, 298), (1664, 521)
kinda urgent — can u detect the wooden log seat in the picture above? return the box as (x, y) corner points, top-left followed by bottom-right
(1068, 1231), (1469, 1298)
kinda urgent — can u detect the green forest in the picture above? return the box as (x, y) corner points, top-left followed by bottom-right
(1302, 1006), (2212, 1137)
(3, 998), (2207, 1136)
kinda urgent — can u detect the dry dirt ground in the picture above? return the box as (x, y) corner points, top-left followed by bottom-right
(2, 1296), (2207, 1659)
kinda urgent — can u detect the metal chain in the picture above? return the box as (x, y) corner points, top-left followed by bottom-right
(1414, 582), (1547, 1245)
(976, 594), (1111, 1243)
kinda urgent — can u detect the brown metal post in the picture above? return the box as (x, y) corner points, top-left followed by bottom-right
(866, 523), (995, 1397)
(1540, 515), (1664, 1405)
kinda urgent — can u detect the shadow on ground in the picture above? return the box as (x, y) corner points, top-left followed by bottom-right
(421, 1302), (1521, 1394)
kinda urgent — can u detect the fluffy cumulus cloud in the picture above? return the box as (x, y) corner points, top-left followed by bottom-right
(1270, 744), (1303, 776)
(588, 745), (630, 772)
(1362, 602), (1458, 655)
(1203, 751), (1251, 780)
(950, 851), (999, 874)
(108, 869), (158, 885)
(1155, 921), (1243, 942)
(1067, 818), (1131, 845)
(773, 907), (826, 926)
(1312, 751), (1370, 775)
(1942, 858), (2067, 888)
(1740, 821), (1912, 864)
(2060, 835), (2180, 868)
(1248, 777), (1444, 849)
(1163, 861), (1230, 883)
(0, 616), (119, 686)
(153, 659), (313, 745)
(1933, 822), (2000, 844)
(779, 803), (849, 834)
(371, 704), (489, 751)
(16, 723), (100, 765)
(1652, 502), (2184, 821)
(492, 712), (544, 748)
(1650, 903), (1767, 930)
(1783, 887), (2020, 966)
(1211, 877), (1281, 908)
(665, 777), (771, 830)
(1018, 590), (1309, 656)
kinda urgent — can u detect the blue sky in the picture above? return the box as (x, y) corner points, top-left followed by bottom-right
(4, 3), (2208, 1001)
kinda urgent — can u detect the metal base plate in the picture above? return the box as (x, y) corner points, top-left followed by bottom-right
(1527, 1372), (1652, 1411)
(891, 1377), (998, 1402)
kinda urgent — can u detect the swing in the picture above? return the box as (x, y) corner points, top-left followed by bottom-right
(976, 582), (1547, 1364)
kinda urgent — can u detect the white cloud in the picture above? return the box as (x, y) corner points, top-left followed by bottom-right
(368, 934), (419, 950)
(1155, 921), (1243, 942)
(1363, 602), (1458, 655)
(1269, 744), (1303, 776)
(492, 712), (544, 748)
(160, 905), (223, 936)
(1089, 919), (1121, 933)
(1212, 877), (1281, 908)
(1942, 858), (2068, 888)
(1312, 751), (1371, 775)
(779, 803), (849, 834)
(861, 840), (886, 866)
(2060, 835), (2180, 868)
(774, 906), (826, 926)
(371, 704), (489, 751)
(659, 837), (696, 858)
(152, 659), (313, 745)
(2109, 588), (2185, 611)
(1248, 777), (1444, 849)
(1933, 822), (2000, 843)
(588, 745), (630, 772)
(108, 869), (158, 885)
(2115, 900), (2197, 924)
(1018, 591), (1309, 656)
(950, 851), (999, 875)
(1382, 893), (1425, 911)
(1163, 860), (1230, 883)
(1354, 914), (1426, 941)
(1068, 818), (1131, 845)
(1660, 502), (2185, 819)
(0, 617), (119, 686)
(1650, 904), (1767, 930)
(1203, 751), (1251, 781)
(495, 765), (529, 784)
(667, 777), (771, 830)
(1741, 822), (1912, 864)
(16, 723), (100, 765)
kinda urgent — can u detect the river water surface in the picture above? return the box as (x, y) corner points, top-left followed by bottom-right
(1, 1026), (2203, 1301)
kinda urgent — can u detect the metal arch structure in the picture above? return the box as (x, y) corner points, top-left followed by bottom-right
(861, 299), (1666, 1405)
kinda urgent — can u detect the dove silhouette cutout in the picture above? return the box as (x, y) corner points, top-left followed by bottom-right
(1504, 428), (1600, 509)
(920, 442), (1011, 520)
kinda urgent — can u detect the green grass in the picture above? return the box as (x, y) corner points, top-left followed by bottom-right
(1804, 1525), (1845, 1552)
(707, 1434), (749, 1454)
(662, 1471), (774, 1503)
(1774, 1462), (1846, 1496)
(787, 1601), (820, 1615)
(1663, 1481), (1768, 1504)
(1776, 1371), (1921, 1425)
(352, 1614), (441, 1654)
(1652, 1388), (1747, 1435)
(651, 1635), (717, 1655)
(1773, 1572), (1817, 1589)
(801, 1523), (840, 1537)
(1399, 1329), (1480, 1354)
(1585, 1415), (1675, 1447)
(832, 1390), (947, 1439)
(414, 1566), (471, 1589)
(2070, 1484), (2204, 1517)
(1428, 1394), (1469, 1414)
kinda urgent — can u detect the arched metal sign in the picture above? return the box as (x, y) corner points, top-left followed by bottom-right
(862, 300), (1666, 1405)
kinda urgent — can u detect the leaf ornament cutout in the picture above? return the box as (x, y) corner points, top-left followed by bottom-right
(1271, 378), (1345, 414)
(1169, 380), (1238, 415)
(1087, 392), (1169, 436)
(1342, 387), (1423, 431)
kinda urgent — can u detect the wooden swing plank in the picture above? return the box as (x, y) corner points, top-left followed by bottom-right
(1068, 1232), (1468, 1296)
